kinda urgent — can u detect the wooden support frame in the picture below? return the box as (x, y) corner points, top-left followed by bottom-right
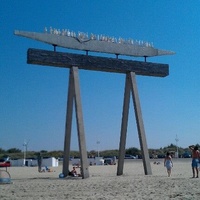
(117, 72), (152, 175)
(63, 67), (89, 179)
(129, 72), (152, 175)
(26, 48), (170, 178)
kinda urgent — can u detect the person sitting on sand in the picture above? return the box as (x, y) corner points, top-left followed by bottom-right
(68, 166), (81, 177)
(45, 166), (53, 172)
(189, 145), (200, 178)
(71, 166), (78, 176)
(164, 152), (173, 177)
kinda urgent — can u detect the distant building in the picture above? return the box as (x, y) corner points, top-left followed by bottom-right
(71, 157), (104, 166)
(10, 157), (58, 167)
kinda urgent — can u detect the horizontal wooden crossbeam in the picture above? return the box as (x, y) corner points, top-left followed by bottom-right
(27, 48), (169, 77)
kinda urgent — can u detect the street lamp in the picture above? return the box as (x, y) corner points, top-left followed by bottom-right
(23, 140), (30, 166)
(175, 135), (179, 158)
(97, 141), (100, 157)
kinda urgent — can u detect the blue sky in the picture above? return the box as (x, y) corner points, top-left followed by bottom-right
(1, 1), (200, 152)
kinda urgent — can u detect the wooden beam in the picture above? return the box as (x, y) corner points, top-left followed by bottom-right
(27, 48), (169, 77)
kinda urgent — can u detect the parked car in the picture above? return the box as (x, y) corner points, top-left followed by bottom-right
(104, 158), (116, 165)
(157, 154), (165, 158)
(182, 152), (191, 158)
(0, 158), (11, 168)
(124, 154), (136, 159)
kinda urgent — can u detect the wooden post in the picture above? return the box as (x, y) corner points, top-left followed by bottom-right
(63, 68), (74, 177)
(129, 72), (152, 175)
(72, 67), (89, 179)
(117, 74), (131, 175)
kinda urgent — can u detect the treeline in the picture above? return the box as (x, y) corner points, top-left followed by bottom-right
(0, 143), (199, 160)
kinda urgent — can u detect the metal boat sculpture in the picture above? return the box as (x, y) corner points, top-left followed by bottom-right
(14, 29), (175, 58)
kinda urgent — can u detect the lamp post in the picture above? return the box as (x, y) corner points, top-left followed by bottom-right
(23, 140), (29, 166)
(175, 135), (179, 158)
(97, 141), (100, 157)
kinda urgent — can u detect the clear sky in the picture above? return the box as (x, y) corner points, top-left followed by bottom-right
(1, 1), (200, 152)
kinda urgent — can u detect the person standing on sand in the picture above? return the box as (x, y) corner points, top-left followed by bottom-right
(189, 145), (200, 178)
(164, 152), (173, 177)
(37, 152), (43, 172)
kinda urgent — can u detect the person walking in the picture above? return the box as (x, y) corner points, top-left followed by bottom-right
(164, 152), (173, 177)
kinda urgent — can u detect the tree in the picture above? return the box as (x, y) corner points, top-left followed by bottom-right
(126, 147), (140, 156)
(0, 148), (5, 154)
(7, 148), (21, 153)
(88, 150), (96, 157)
(40, 150), (48, 153)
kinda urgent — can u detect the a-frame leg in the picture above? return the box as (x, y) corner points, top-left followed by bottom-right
(129, 72), (152, 175)
(63, 67), (89, 179)
(117, 72), (152, 176)
(72, 67), (89, 179)
(117, 73), (131, 176)
(63, 67), (74, 177)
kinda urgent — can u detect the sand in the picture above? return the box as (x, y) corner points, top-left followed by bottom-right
(0, 159), (199, 200)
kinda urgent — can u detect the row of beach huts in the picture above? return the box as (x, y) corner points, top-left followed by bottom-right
(8, 156), (116, 168)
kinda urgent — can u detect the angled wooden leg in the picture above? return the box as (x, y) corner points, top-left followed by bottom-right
(72, 66), (89, 179)
(129, 72), (152, 175)
(63, 68), (75, 177)
(117, 74), (131, 176)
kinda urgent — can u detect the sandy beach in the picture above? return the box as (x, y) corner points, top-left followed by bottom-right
(1, 159), (199, 200)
